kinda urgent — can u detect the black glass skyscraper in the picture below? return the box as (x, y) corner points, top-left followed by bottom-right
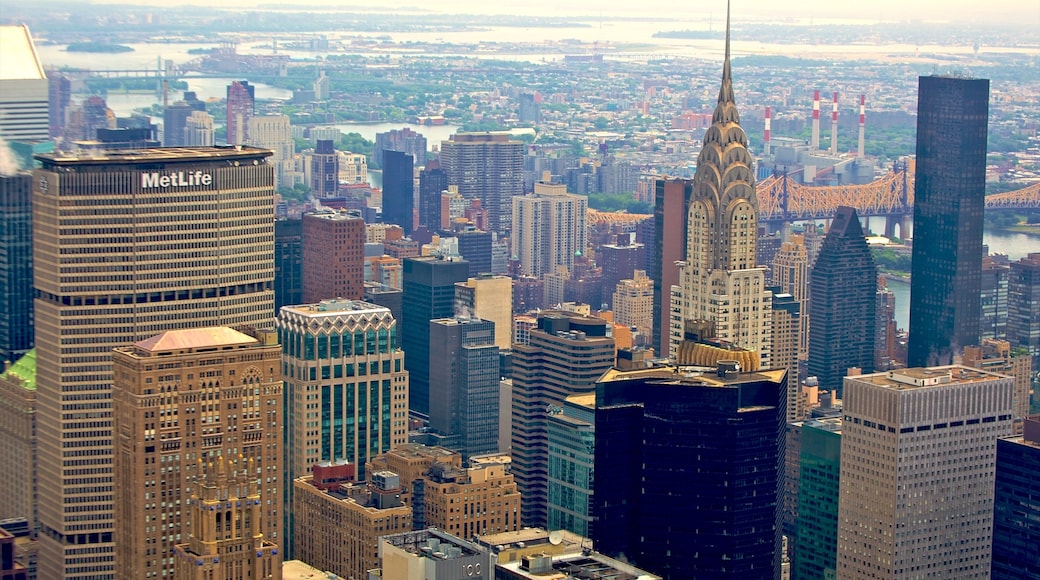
(382, 149), (414, 235)
(808, 206), (877, 397)
(418, 160), (448, 231)
(274, 217), (303, 312)
(908, 76), (989, 367)
(0, 173), (34, 363)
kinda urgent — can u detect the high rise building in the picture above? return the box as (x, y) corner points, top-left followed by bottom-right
(546, 393), (595, 538)
(401, 256), (470, 417)
(182, 110), (214, 147)
(518, 92), (541, 125)
(418, 160), (449, 231)
(0, 174), (33, 363)
(772, 234), (810, 360)
(612, 269), (654, 340)
(172, 458), (281, 580)
(456, 229), (493, 277)
(594, 362), (787, 579)
(963, 338), (1033, 429)
(511, 182), (588, 279)
(650, 178), (692, 355)
(511, 311), (614, 528)
(440, 133), (524, 234)
(248, 115), (295, 188)
(374, 127), (427, 168)
(992, 415), (1040, 579)
(980, 253), (1010, 340)
(0, 350), (35, 527)
(454, 275), (513, 350)
(112, 327), (284, 580)
(274, 218), (303, 312)
(162, 96), (205, 148)
(673, 20), (771, 364)
(48, 73), (71, 139)
(808, 207), (877, 397)
(429, 317), (500, 458)
(771, 289), (802, 421)
(366, 443), (462, 528)
(876, 279), (898, 370)
(311, 139), (339, 198)
(292, 465), (413, 580)
(837, 366), (1014, 579)
(382, 150), (415, 235)
(338, 150), (367, 185)
(1008, 252), (1040, 369)
(277, 299), (408, 550)
(0, 26), (48, 142)
(908, 76), (990, 367)
(225, 80), (255, 145)
(791, 417), (842, 580)
(302, 209), (365, 303)
(597, 234), (645, 309)
(422, 461), (521, 538)
(33, 147), (276, 580)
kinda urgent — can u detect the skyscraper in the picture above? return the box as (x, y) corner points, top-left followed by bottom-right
(1008, 253), (1040, 370)
(162, 102), (194, 147)
(418, 160), (449, 231)
(311, 139), (339, 198)
(908, 76), (990, 367)
(48, 73), (71, 139)
(650, 178), (693, 355)
(980, 253), (1010, 340)
(439, 133), (523, 234)
(0, 26), (48, 142)
(182, 110), (214, 147)
(791, 417), (842, 580)
(612, 270), (654, 340)
(837, 366), (1014, 579)
(274, 217), (303, 311)
(454, 275), (513, 350)
(33, 147), (276, 580)
(772, 234), (810, 360)
(112, 327), (284, 580)
(374, 127), (427, 168)
(401, 256), (470, 416)
(456, 229), (493, 277)
(225, 80), (255, 145)
(0, 350), (36, 527)
(546, 393), (595, 538)
(302, 209), (365, 303)
(0, 174), (33, 363)
(808, 207), (877, 397)
(429, 317), (500, 458)
(511, 311), (614, 528)
(597, 234), (646, 309)
(673, 14), (771, 364)
(511, 182), (587, 279)
(771, 289), (801, 421)
(382, 149), (415, 235)
(248, 114), (295, 188)
(992, 415), (1040, 579)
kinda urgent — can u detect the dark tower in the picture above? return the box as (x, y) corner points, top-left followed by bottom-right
(456, 229), (493, 277)
(381, 150), (415, 235)
(808, 206), (878, 397)
(311, 140), (340, 198)
(908, 76), (989, 367)
(274, 217), (303, 312)
(0, 174), (34, 363)
(418, 160), (449, 231)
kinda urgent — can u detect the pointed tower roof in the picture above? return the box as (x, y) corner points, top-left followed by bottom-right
(718, 1), (735, 106)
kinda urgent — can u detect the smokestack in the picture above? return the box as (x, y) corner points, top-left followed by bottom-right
(764, 106), (771, 155)
(811, 90), (820, 150)
(858, 94), (866, 158)
(830, 92), (839, 155)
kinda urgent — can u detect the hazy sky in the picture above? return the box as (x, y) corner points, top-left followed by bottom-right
(32, 0), (1040, 24)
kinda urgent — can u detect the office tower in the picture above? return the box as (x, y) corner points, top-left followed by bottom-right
(112, 327), (283, 580)
(277, 299), (408, 546)
(1008, 253), (1040, 369)
(612, 270), (653, 339)
(772, 234), (809, 359)
(963, 339), (1033, 429)
(402, 256), (470, 416)
(172, 458), (281, 580)
(374, 127), (427, 168)
(33, 147), (276, 580)
(454, 275), (513, 349)
(650, 178), (693, 354)
(429, 317), (500, 458)
(338, 150), (368, 185)
(301, 209), (365, 303)
(292, 465), (412, 580)
(422, 461), (521, 537)
(0, 350), (35, 526)
(225, 80), (255, 145)
(980, 254), (1010, 340)
(366, 444), (462, 527)
(908, 76), (989, 367)
(546, 393), (595, 538)
(440, 133), (524, 234)
(382, 150), (415, 234)
(837, 366), (1014, 579)
(48, 73), (70, 139)
(274, 217), (303, 312)
(791, 417), (841, 580)
(182, 110), (214, 146)
(673, 21), (771, 364)
(365, 281), (403, 321)
(598, 234), (646, 309)
(771, 289), (802, 421)
(456, 229), (493, 276)
(0, 26), (47, 141)
(0, 174), (33, 363)
(162, 102), (194, 147)
(808, 207), (877, 397)
(992, 415), (1040, 579)
(876, 279), (897, 370)
(511, 311), (614, 528)
(511, 182), (588, 279)
(594, 363), (787, 579)
(518, 92), (541, 125)
(248, 115), (295, 188)
(378, 529), (494, 580)
(311, 139), (339, 197)
(418, 160), (448, 231)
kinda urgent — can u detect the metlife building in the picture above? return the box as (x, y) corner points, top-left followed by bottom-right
(31, 146), (276, 580)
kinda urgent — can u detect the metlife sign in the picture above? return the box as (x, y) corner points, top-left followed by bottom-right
(141, 170), (214, 189)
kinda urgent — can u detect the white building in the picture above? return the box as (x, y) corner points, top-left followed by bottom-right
(0, 25), (48, 142)
(613, 270), (654, 339)
(511, 182), (587, 279)
(248, 114), (295, 187)
(183, 110), (214, 147)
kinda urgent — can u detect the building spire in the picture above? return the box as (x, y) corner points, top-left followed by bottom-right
(719, 0), (734, 104)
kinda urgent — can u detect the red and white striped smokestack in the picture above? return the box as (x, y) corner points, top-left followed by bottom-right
(858, 94), (866, 158)
(764, 106), (771, 155)
(811, 90), (821, 150)
(830, 92), (839, 155)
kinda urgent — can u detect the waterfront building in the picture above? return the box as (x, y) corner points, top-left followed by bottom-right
(302, 209), (365, 303)
(382, 150), (415, 235)
(908, 76), (990, 367)
(225, 80), (255, 145)
(511, 182), (588, 279)
(440, 133), (524, 234)
(374, 127), (427, 167)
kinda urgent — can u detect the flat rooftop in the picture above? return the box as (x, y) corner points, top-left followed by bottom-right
(35, 146), (273, 167)
(0, 26), (45, 81)
(851, 365), (1007, 390)
(599, 365), (787, 388)
(281, 299), (389, 317)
